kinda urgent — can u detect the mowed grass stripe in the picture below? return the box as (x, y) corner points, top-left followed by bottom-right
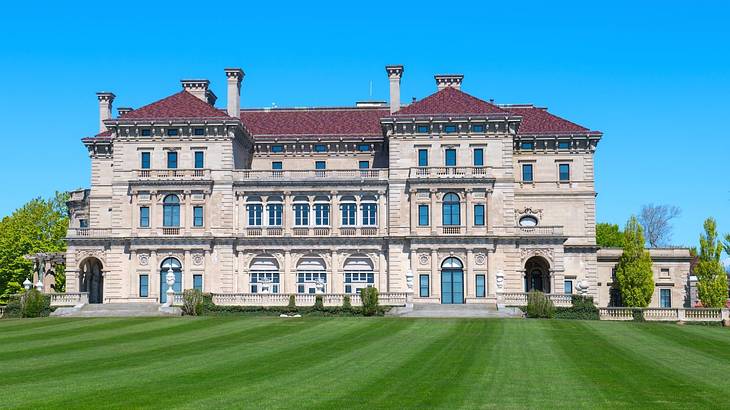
(0, 317), (148, 342)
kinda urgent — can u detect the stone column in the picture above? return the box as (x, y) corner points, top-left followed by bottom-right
(378, 252), (387, 292)
(487, 249), (497, 298)
(430, 189), (438, 235)
(330, 251), (340, 293)
(431, 248), (439, 299)
(466, 249), (474, 300)
(464, 189), (472, 234)
(284, 251), (294, 293)
(331, 191), (339, 236)
(150, 250), (159, 301)
(377, 190), (387, 236)
(408, 189), (417, 235)
(283, 191), (292, 236)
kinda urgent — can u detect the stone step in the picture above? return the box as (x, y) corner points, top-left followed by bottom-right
(52, 303), (181, 317)
(391, 303), (523, 318)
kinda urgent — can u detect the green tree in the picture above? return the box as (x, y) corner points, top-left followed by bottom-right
(695, 218), (727, 308)
(0, 192), (69, 302)
(596, 223), (624, 247)
(615, 216), (654, 307)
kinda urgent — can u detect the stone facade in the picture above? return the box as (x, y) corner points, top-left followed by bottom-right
(65, 66), (691, 307)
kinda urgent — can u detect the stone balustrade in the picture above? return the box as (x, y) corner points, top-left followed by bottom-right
(211, 292), (409, 307)
(599, 307), (730, 322)
(409, 166), (491, 179)
(135, 169), (211, 180)
(234, 169), (387, 181)
(501, 292), (573, 307)
(50, 292), (88, 307)
(67, 228), (113, 237)
(491, 226), (564, 236)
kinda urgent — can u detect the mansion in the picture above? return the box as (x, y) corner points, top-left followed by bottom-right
(63, 66), (691, 308)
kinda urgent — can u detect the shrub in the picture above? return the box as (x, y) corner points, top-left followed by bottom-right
(287, 295), (297, 312)
(3, 294), (22, 318)
(554, 295), (599, 320)
(201, 293), (215, 313)
(525, 290), (554, 319)
(360, 287), (379, 316)
(21, 289), (51, 318)
(181, 289), (204, 316)
(632, 309), (645, 322)
(342, 295), (352, 311)
(314, 295), (324, 310)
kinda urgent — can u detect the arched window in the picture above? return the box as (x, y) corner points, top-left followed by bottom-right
(267, 196), (283, 226)
(340, 195), (357, 226)
(250, 255), (280, 293)
(247, 196), (263, 226)
(293, 196), (310, 226)
(519, 215), (539, 227)
(360, 195), (377, 226)
(296, 256), (327, 294)
(441, 257), (463, 269)
(159, 257), (182, 303)
(343, 255), (375, 294)
(442, 193), (460, 226)
(163, 195), (180, 227)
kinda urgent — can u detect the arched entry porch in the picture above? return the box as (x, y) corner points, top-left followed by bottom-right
(524, 256), (551, 293)
(79, 257), (104, 304)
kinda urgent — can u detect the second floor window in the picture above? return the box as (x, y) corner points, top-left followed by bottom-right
(294, 204), (309, 226)
(359, 161), (369, 169)
(194, 151), (204, 169)
(474, 205), (485, 226)
(141, 152), (151, 169)
(267, 204), (282, 226)
(163, 195), (180, 227)
(442, 193), (460, 226)
(522, 164), (533, 182)
(314, 144), (327, 152)
(272, 161), (283, 170)
(193, 206), (204, 227)
(418, 149), (428, 167)
(167, 152), (178, 169)
(445, 149), (456, 167)
(473, 148), (484, 167)
(559, 163), (570, 181)
(247, 204), (263, 226)
(314, 204), (330, 226)
(341, 203), (357, 226)
(139, 206), (150, 228)
(139, 274), (149, 297)
(315, 161), (326, 170)
(418, 205), (429, 226)
(361, 203), (377, 226)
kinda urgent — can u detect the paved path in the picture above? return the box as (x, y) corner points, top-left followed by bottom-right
(390, 303), (524, 318)
(52, 303), (181, 317)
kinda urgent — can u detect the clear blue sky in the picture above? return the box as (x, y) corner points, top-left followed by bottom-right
(0, 0), (728, 250)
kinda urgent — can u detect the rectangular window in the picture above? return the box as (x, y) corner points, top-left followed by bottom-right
(271, 145), (284, 153)
(193, 274), (203, 291)
(416, 124), (430, 133)
(247, 204), (263, 226)
(474, 205), (485, 226)
(471, 124), (485, 133)
(272, 161), (283, 170)
(418, 149), (429, 167)
(141, 152), (151, 169)
(660, 289), (671, 308)
(139, 274), (149, 297)
(314, 144), (327, 153)
(315, 161), (326, 170)
(358, 161), (369, 169)
(357, 144), (370, 152)
(167, 151), (178, 169)
(361, 203), (377, 226)
(193, 128), (205, 136)
(559, 163), (570, 181)
(141, 128), (152, 137)
(522, 164), (533, 182)
(267, 204), (282, 226)
(476, 275), (486, 298)
(297, 272), (326, 294)
(418, 205), (429, 226)
(341, 203), (357, 226)
(166, 128), (178, 136)
(251, 273), (280, 294)
(314, 204), (330, 226)
(344, 273), (375, 294)
(419, 275), (429, 297)
(660, 268), (670, 278)
(444, 124), (457, 133)
(194, 151), (204, 169)
(79, 219), (89, 228)
(294, 204), (309, 226)
(193, 206), (204, 227)
(558, 140), (571, 150)
(139, 206), (150, 228)
(520, 141), (534, 150)
(564, 280), (573, 294)
(445, 149), (456, 167)
(473, 148), (484, 166)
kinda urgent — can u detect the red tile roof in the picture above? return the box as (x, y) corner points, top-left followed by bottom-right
(119, 91), (232, 120)
(393, 86), (509, 117)
(240, 107), (388, 140)
(503, 105), (601, 135)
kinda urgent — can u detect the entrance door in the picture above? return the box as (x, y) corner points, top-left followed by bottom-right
(159, 271), (182, 304)
(441, 269), (464, 304)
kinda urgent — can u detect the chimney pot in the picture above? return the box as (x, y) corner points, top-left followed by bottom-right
(224, 68), (245, 117)
(434, 74), (464, 91)
(117, 107), (133, 116)
(181, 79), (216, 105)
(96, 92), (115, 133)
(385, 65), (404, 114)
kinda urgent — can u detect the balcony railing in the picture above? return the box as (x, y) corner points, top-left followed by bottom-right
(491, 225), (564, 236)
(409, 166), (490, 179)
(50, 292), (88, 306)
(135, 169), (211, 180)
(440, 226), (462, 235)
(501, 292), (573, 307)
(211, 292), (409, 307)
(339, 226), (379, 236)
(68, 228), (113, 237)
(599, 307), (730, 322)
(162, 227), (180, 235)
(234, 169), (387, 181)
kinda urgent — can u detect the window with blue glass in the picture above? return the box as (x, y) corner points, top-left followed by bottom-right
(341, 203), (357, 226)
(418, 205), (429, 226)
(418, 149), (429, 167)
(442, 193), (460, 226)
(315, 161), (326, 170)
(445, 149), (456, 167)
(294, 204), (309, 226)
(359, 160), (369, 169)
(79, 219), (89, 228)
(167, 151), (178, 169)
(139, 274), (149, 297)
(444, 124), (457, 133)
(141, 128), (152, 137)
(344, 273), (374, 294)
(166, 128), (178, 136)
(194, 151), (204, 169)
(419, 275), (429, 297)
(559, 163), (570, 181)
(660, 289), (671, 308)
(558, 140), (571, 150)
(271, 145), (284, 153)
(361, 203), (377, 226)
(522, 164), (533, 182)
(272, 161), (283, 170)
(476, 275), (486, 298)
(251, 272), (280, 293)
(473, 148), (484, 166)
(564, 280), (573, 294)
(247, 204), (263, 226)
(139, 206), (150, 228)
(314, 144), (327, 153)
(474, 204), (485, 226)
(267, 203), (282, 226)
(357, 144), (370, 152)
(193, 274), (203, 291)
(520, 141), (534, 150)
(193, 206), (204, 227)
(471, 124), (485, 133)
(141, 152), (151, 169)
(314, 204), (330, 226)
(163, 195), (180, 227)
(193, 128), (205, 136)
(416, 124), (430, 133)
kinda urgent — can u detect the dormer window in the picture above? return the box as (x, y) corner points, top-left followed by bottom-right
(314, 144), (327, 153)
(520, 141), (534, 150)
(141, 129), (152, 137)
(357, 144), (370, 152)
(444, 125), (458, 133)
(271, 145), (284, 153)
(166, 129), (179, 136)
(558, 141), (571, 150)
(416, 124), (429, 133)
(471, 124), (485, 133)
(193, 128), (205, 136)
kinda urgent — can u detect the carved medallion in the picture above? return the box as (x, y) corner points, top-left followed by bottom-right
(474, 253), (486, 265)
(138, 253), (149, 266)
(192, 253), (204, 266)
(419, 254), (430, 265)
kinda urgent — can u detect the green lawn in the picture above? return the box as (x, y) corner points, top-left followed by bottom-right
(1, 317), (728, 409)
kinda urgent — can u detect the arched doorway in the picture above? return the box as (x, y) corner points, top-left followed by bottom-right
(160, 257), (182, 303)
(441, 257), (464, 304)
(80, 257), (104, 304)
(524, 256), (551, 293)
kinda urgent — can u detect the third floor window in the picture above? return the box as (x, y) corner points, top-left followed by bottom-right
(341, 203), (357, 226)
(194, 151), (204, 169)
(141, 152), (151, 169)
(167, 152), (178, 169)
(522, 164), (533, 182)
(445, 149), (456, 167)
(559, 163), (570, 181)
(473, 148), (484, 167)
(418, 149), (428, 167)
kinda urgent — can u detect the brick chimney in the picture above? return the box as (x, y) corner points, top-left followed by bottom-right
(385, 65), (404, 114)
(224, 68), (245, 117)
(181, 79), (217, 105)
(96, 92), (115, 133)
(435, 74), (463, 91)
